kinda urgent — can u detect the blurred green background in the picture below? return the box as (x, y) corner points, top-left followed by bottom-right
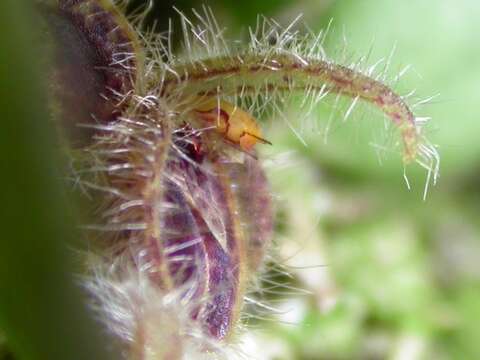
(2, 0), (479, 359)
(0, 1), (115, 360)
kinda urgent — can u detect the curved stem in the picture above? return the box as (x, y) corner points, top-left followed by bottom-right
(165, 54), (419, 164)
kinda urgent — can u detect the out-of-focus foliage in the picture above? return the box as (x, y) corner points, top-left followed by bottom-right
(246, 0), (480, 359)
(0, 2), (114, 360)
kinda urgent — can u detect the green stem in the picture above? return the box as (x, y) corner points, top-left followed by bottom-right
(166, 54), (420, 164)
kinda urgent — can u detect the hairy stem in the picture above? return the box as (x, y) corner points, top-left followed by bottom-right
(164, 54), (419, 163)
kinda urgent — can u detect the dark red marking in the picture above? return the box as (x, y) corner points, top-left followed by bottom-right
(174, 125), (205, 163)
(194, 107), (230, 129)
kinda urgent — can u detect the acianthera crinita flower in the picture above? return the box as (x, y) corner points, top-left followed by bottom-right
(41, 0), (439, 358)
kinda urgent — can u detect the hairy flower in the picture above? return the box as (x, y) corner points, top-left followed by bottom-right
(41, 0), (439, 358)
